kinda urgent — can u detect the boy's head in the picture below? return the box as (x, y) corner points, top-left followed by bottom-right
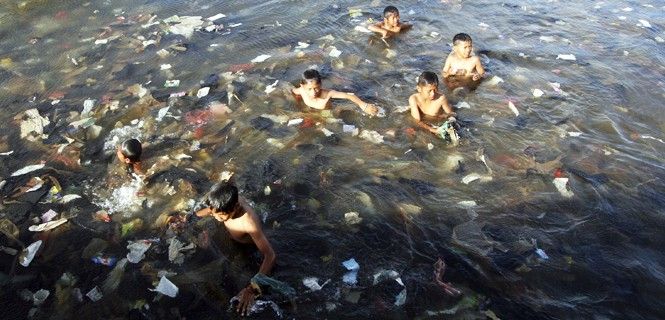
(300, 69), (322, 98)
(117, 138), (142, 164)
(383, 6), (400, 27)
(204, 182), (239, 220)
(452, 33), (473, 58)
(417, 71), (439, 99)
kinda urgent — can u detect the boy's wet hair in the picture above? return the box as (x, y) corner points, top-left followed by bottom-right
(205, 182), (239, 213)
(453, 33), (472, 45)
(383, 6), (399, 17)
(417, 71), (439, 86)
(121, 139), (142, 162)
(301, 69), (322, 85)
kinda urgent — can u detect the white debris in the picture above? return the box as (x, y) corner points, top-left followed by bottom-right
(150, 276), (179, 297)
(342, 258), (360, 285)
(266, 138), (285, 149)
(94, 39), (108, 45)
(173, 154), (192, 160)
(197, 87), (210, 98)
(458, 201), (477, 208)
(638, 19), (651, 28)
(295, 42), (310, 49)
(32, 289), (50, 306)
(427, 143), (434, 150)
(29, 218), (67, 232)
(164, 80), (180, 87)
(329, 46), (342, 58)
(207, 13), (226, 21)
(86, 286), (103, 302)
(359, 130), (384, 144)
(508, 101), (519, 116)
(532, 89), (544, 97)
(126, 241), (151, 263)
(640, 135), (665, 144)
(539, 35), (556, 43)
(478, 22), (490, 28)
(553, 177), (574, 197)
(535, 248), (549, 260)
(167, 15), (205, 38)
(19, 240), (43, 267)
(303, 277), (330, 291)
(11, 164), (45, 177)
(20, 109), (50, 141)
(567, 132), (583, 137)
(385, 49), (397, 59)
(60, 194), (82, 203)
(344, 212), (362, 225)
(264, 80), (279, 94)
(156, 106), (170, 122)
(548, 82), (568, 95)
(260, 114), (289, 124)
(0, 150), (14, 156)
(343, 125), (359, 136)
(251, 54), (271, 63)
(393, 105), (410, 113)
(456, 101), (471, 109)
(354, 25), (372, 33)
(485, 76), (504, 86)
(462, 173), (493, 184)
(655, 37), (664, 43)
(556, 54), (576, 61)
(287, 118), (303, 126)
(320, 128), (334, 137)
(39, 209), (55, 223)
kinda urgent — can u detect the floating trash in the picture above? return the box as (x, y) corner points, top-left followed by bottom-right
(556, 54), (576, 61)
(19, 240), (43, 267)
(29, 218), (68, 232)
(251, 54), (271, 63)
(342, 258), (360, 285)
(150, 276), (179, 297)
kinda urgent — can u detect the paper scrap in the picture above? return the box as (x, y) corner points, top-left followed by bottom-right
(19, 240), (43, 267)
(11, 164), (45, 177)
(29, 218), (68, 232)
(150, 276), (179, 297)
(553, 177), (574, 197)
(197, 87), (210, 98)
(556, 54), (576, 61)
(251, 54), (271, 63)
(508, 101), (519, 116)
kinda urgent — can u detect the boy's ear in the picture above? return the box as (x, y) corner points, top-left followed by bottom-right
(124, 158), (132, 164)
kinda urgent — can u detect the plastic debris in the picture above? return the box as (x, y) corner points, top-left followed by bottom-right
(462, 173), (493, 184)
(508, 101), (519, 116)
(19, 240), (43, 267)
(207, 13), (226, 21)
(264, 80), (279, 94)
(32, 289), (50, 306)
(40, 209), (57, 223)
(375, 106), (387, 117)
(251, 54), (271, 63)
(548, 82), (568, 96)
(343, 125), (359, 136)
(568, 132), (583, 137)
(60, 194), (81, 203)
(372, 270), (406, 306)
(539, 35), (556, 42)
(485, 76), (504, 86)
(29, 218), (67, 232)
(168, 238), (195, 265)
(535, 248), (549, 260)
(160, 64), (172, 70)
(435, 119), (459, 145)
(393, 105), (410, 113)
(149, 276), (178, 297)
(637, 19), (651, 28)
(19, 109), (50, 141)
(359, 130), (384, 144)
(556, 54), (576, 61)
(229, 297), (283, 317)
(456, 101), (471, 109)
(640, 135), (665, 144)
(166, 15), (205, 38)
(344, 212), (362, 225)
(385, 49), (396, 59)
(553, 177), (574, 197)
(533, 89), (544, 97)
(287, 118), (303, 126)
(11, 164), (45, 177)
(342, 258), (360, 285)
(328, 46), (342, 58)
(164, 80), (180, 87)
(0, 150), (14, 156)
(126, 241), (151, 263)
(266, 138), (285, 149)
(86, 286), (103, 302)
(458, 201), (477, 208)
(303, 277), (330, 291)
(196, 87), (210, 98)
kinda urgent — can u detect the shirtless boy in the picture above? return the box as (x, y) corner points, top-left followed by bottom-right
(367, 6), (411, 38)
(442, 33), (485, 81)
(409, 71), (455, 135)
(292, 69), (379, 116)
(195, 182), (276, 316)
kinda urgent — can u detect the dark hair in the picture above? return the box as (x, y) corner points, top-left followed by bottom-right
(383, 6), (399, 17)
(301, 69), (322, 85)
(205, 182), (238, 213)
(453, 33), (472, 45)
(121, 139), (142, 162)
(417, 71), (439, 86)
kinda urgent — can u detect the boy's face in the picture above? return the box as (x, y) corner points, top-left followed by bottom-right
(454, 41), (473, 58)
(417, 83), (438, 100)
(210, 207), (231, 222)
(384, 12), (400, 28)
(301, 81), (322, 99)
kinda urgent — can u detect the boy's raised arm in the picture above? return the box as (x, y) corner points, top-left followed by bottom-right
(367, 23), (389, 38)
(329, 90), (379, 115)
(442, 57), (453, 78)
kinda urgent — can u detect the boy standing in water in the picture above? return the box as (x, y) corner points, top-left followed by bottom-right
(368, 6), (411, 38)
(292, 69), (379, 116)
(409, 71), (457, 137)
(116, 138), (142, 174)
(442, 33), (485, 82)
(195, 182), (276, 316)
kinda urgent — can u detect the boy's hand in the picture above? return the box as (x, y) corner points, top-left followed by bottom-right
(236, 285), (256, 316)
(472, 73), (482, 81)
(364, 104), (379, 116)
(381, 29), (390, 38)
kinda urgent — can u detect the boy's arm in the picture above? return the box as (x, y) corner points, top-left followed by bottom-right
(472, 56), (485, 80)
(409, 95), (437, 134)
(240, 197), (276, 275)
(329, 90), (379, 115)
(442, 57), (453, 78)
(367, 22), (389, 38)
(440, 95), (454, 115)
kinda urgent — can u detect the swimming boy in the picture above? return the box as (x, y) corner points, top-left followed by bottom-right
(442, 33), (485, 81)
(116, 138), (142, 174)
(409, 71), (455, 135)
(292, 69), (379, 116)
(367, 6), (411, 38)
(195, 182), (276, 316)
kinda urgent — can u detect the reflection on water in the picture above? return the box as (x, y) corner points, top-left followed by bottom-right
(1, 0), (664, 319)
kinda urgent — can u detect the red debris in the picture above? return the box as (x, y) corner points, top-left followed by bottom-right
(553, 168), (565, 178)
(228, 63), (254, 73)
(300, 117), (315, 128)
